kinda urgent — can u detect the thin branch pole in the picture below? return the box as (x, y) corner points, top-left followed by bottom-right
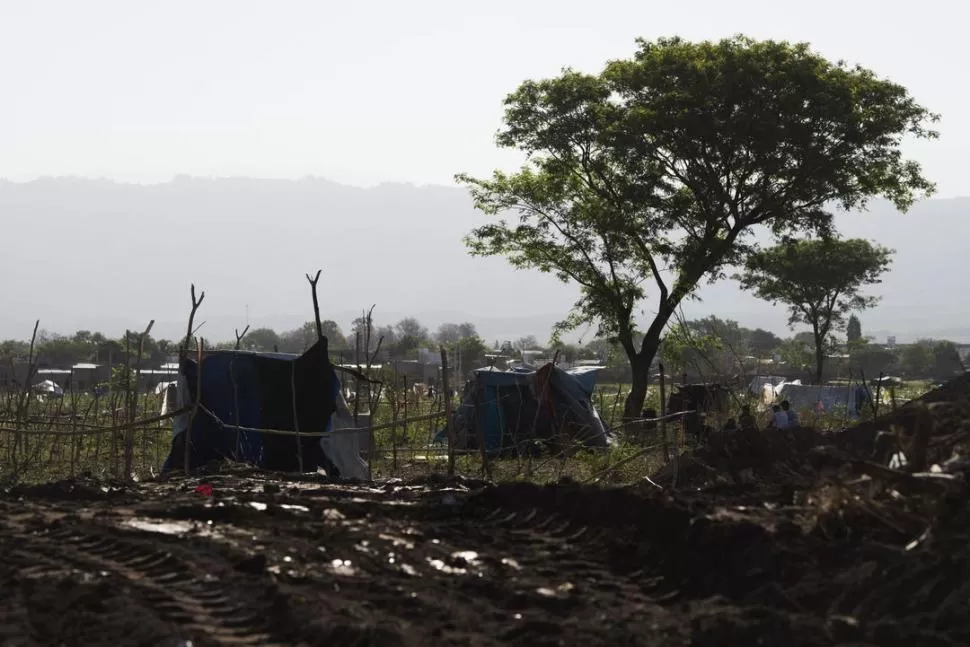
(441, 346), (455, 477)
(659, 363), (670, 463)
(184, 337), (204, 474)
(181, 284), (205, 358)
(125, 319), (154, 480)
(306, 270), (324, 341)
(234, 325), (250, 351)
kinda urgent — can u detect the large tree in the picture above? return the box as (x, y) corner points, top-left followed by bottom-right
(749, 328), (783, 358)
(436, 322), (478, 345)
(456, 35), (936, 418)
(736, 237), (894, 383)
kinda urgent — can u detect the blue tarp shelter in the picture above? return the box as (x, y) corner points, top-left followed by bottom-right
(161, 340), (343, 473)
(437, 363), (610, 454)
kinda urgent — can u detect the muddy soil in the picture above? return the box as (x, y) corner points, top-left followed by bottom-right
(3, 420), (970, 646)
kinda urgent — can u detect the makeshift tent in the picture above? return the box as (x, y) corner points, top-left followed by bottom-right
(772, 382), (872, 419)
(748, 375), (786, 396)
(33, 379), (63, 397)
(762, 379), (802, 404)
(161, 340), (347, 474)
(436, 363), (610, 454)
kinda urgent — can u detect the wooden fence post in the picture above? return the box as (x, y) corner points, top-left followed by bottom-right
(440, 347), (455, 477)
(659, 362), (670, 463)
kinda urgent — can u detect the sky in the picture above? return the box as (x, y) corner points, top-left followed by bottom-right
(0, 0), (967, 345)
(1, 0), (965, 193)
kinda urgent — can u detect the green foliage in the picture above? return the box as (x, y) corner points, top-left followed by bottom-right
(436, 322), (478, 345)
(777, 338), (814, 375)
(107, 365), (136, 391)
(748, 328), (783, 358)
(660, 319), (722, 375)
(736, 237), (893, 382)
(242, 327), (282, 351)
(457, 34), (936, 415)
(899, 339), (965, 379)
(438, 334), (489, 377)
(849, 340), (898, 377)
(388, 317), (429, 358)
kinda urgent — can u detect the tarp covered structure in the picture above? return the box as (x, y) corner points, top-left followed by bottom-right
(162, 340), (344, 474)
(33, 379), (63, 397)
(437, 363), (610, 453)
(748, 375), (786, 396)
(773, 382), (872, 419)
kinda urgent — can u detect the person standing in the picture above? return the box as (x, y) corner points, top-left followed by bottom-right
(781, 400), (799, 427)
(770, 404), (789, 429)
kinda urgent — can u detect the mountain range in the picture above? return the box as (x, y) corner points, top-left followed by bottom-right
(0, 176), (966, 345)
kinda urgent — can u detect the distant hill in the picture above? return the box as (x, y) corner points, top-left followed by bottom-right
(0, 176), (966, 344)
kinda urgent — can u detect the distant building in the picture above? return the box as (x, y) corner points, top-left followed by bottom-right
(70, 362), (109, 390)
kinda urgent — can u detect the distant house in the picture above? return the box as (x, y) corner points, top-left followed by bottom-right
(389, 359), (439, 384)
(137, 367), (180, 391)
(31, 363), (111, 392)
(71, 362), (109, 391)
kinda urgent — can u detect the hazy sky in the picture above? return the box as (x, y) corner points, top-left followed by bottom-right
(1, 0), (966, 194)
(1, 0), (967, 346)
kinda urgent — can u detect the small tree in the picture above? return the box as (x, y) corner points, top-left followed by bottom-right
(749, 328), (783, 358)
(736, 238), (893, 383)
(850, 342), (898, 377)
(457, 35), (936, 419)
(900, 341), (935, 377)
(847, 315), (863, 345)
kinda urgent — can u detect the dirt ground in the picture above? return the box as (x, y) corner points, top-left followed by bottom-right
(3, 379), (970, 646)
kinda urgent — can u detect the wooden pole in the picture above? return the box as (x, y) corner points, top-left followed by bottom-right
(440, 347), (455, 477)
(659, 362), (670, 463)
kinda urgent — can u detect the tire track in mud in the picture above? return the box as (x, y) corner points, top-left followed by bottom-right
(2, 520), (285, 646)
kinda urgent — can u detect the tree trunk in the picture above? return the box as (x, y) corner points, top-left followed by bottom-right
(624, 352), (652, 421)
(623, 327), (666, 420)
(621, 298), (678, 421)
(813, 326), (825, 385)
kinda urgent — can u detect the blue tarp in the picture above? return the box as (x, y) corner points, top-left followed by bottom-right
(436, 364), (609, 453)
(161, 341), (341, 473)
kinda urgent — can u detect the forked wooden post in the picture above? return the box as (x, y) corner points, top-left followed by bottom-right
(440, 347), (455, 477)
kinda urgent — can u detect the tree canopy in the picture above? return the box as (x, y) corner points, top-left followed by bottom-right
(735, 237), (894, 383)
(457, 34), (937, 416)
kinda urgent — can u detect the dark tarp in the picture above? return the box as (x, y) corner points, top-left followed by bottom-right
(162, 339), (341, 473)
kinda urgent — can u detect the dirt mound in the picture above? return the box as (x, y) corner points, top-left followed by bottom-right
(842, 373), (970, 456)
(5, 475), (132, 503)
(649, 426), (837, 490)
(3, 440), (970, 645)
